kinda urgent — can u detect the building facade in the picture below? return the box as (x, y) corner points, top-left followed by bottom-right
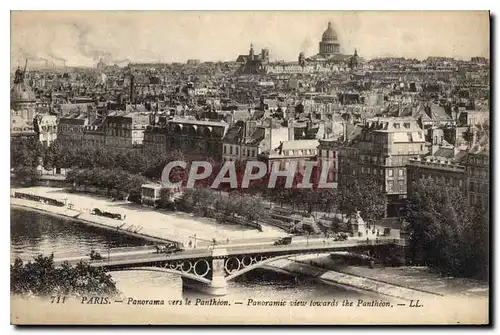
(143, 124), (169, 154)
(406, 156), (466, 199)
(317, 138), (340, 184)
(33, 114), (58, 147)
(465, 148), (489, 208)
(57, 112), (93, 146)
(82, 119), (106, 149)
(166, 118), (229, 160)
(339, 117), (427, 215)
(104, 111), (150, 150)
(259, 139), (320, 174)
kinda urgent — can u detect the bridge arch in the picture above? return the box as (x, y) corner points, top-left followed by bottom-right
(114, 266), (212, 284)
(224, 254), (300, 282)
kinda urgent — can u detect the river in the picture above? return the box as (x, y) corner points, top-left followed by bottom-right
(10, 208), (369, 301)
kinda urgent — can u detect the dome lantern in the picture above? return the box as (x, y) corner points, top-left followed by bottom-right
(321, 21), (338, 42)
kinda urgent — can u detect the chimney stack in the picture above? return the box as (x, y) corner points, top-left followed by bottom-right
(130, 74), (135, 104)
(288, 119), (295, 141)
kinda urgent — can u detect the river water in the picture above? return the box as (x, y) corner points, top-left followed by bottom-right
(11, 208), (369, 301)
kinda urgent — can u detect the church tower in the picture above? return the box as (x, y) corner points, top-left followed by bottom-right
(249, 43), (255, 60)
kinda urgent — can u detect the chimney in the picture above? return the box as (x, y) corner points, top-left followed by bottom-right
(431, 143), (439, 155)
(288, 119), (295, 141)
(130, 74), (135, 103)
(268, 118), (273, 155)
(244, 120), (255, 141)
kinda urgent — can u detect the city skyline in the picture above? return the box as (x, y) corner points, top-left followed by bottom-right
(11, 11), (490, 68)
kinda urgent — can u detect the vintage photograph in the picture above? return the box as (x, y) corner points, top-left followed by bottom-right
(10, 11), (490, 325)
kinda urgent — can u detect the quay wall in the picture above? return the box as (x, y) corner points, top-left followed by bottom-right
(11, 198), (178, 245)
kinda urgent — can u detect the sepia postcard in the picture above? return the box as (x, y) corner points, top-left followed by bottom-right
(10, 10), (490, 325)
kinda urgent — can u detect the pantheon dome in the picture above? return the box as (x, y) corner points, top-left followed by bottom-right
(322, 21), (338, 42)
(319, 21), (340, 56)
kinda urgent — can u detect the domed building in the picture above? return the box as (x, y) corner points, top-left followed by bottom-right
(319, 21), (340, 56)
(308, 21), (361, 66)
(11, 67), (37, 115)
(11, 62), (58, 146)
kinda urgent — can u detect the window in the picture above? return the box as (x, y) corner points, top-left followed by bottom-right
(230, 146), (233, 155)
(388, 180), (394, 191)
(333, 151), (336, 158)
(224, 145), (227, 154)
(333, 161), (336, 169)
(388, 169), (393, 177)
(398, 169), (404, 177)
(367, 168), (371, 175)
(326, 150), (329, 158)
(399, 180), (405, 192)
(235, 147), (239, 155)
(394, 123), (400, 129)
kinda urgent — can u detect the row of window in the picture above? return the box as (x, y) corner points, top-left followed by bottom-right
(107, 123), (133, 129)
(387, 180), (406, 193)
(223, 145), (257, 158)
(416, 174), (464, 188)
(107, 129), (135, 137)
(285, 149), (317, 156)
(468, 167), (488, 179)
(59, 126), (83, 132)
(319, 150), (337, 159)
(469, 181), (489, 193)
(144, 135), (165, 143)
(468, 156), (489, 166)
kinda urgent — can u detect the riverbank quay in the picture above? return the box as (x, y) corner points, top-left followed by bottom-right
(11, 199), (175, 245)
(263, 255), (441, 301)
(290, 255), (489, 299)
(10, 187), (288, 246)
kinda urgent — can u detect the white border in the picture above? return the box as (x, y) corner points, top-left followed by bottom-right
(2, 1), (498, 334)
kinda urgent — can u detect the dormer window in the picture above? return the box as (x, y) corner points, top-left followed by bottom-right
(394, 123), (400, 129)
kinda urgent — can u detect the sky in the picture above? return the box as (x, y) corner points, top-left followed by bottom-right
(11, 11), (490, 68)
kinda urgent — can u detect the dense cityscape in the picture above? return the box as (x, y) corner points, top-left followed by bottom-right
(11, 18), (490, 307)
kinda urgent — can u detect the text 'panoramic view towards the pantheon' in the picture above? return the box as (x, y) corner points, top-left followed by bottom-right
(10, 11), (490, 325)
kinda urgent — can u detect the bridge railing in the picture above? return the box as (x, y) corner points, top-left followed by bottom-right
(59, 237), (400, 267)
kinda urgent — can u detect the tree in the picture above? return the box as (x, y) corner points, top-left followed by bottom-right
(11, 254), (118, 297)
(11, 138), (44, 168)
(338, 179), (386, 224)
(240, 195), (265, 222)
(13, 166), (40, 186)
(157, 188), (174, 210)
(405, 177), (489, 279)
